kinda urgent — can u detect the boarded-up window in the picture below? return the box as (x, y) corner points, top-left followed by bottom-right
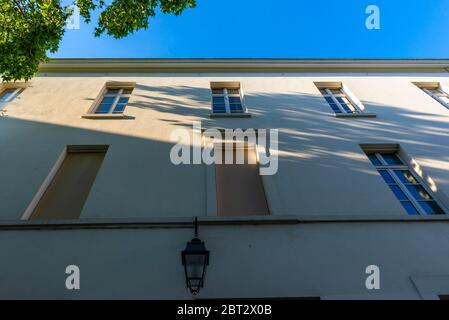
(215, 144), (269, 216)
(30, 146), (108, 220)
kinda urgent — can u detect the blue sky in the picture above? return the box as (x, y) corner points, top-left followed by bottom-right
(53, 0), (449, 58)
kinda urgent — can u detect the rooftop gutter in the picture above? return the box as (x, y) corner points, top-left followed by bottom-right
(38, 58), (449, 74)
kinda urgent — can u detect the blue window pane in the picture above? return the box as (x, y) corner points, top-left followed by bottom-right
(324, 97), (334, 104)
(389, 185), (408, 201)
(0, 90), (14, 102)
(118, 97), (129, 104)
(228, 97), (241, 104)
(324, 97), (342, 113)
(378, 170), (395, 184)
(331, 105), (341, 113)
(0, 89), (22, 109)
(101, 97), (116, 104)
(394, 170), (418, 184)
(230, 104), (243, 112)
(341, 104), (352, 113)
(96, 104), (112, 114)
(381, 153), (403, 165)
(336, 97), (345, 104)
(336, 97), (355, 112)
(419, 201), (445, 215)
(328, 104), (340, 113)
(212, 97), (225, 104)
(113, 104), (125, 113)
(0, 94), (12, 102)
(401, 202), (419, 215)
(368, 154), (382, 166)
(212, 105), (226, 113)
(406, 185), (432, 201)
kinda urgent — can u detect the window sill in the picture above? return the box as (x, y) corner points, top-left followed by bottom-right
(335, 113), (377, 119)
(81, 113), (126, 120)
(210, 112), (252, 118)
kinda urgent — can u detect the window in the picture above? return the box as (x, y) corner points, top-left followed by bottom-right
(366, 151), (445, 216)
(315, 82), (375, 117)
(25, 145), (108, 220)
(214, 143), (269, 216)
(210, 83), (247, 115)
(416, 82), (449, 109)
(0, 88), (24, 109)
(318, 86), (361, 114)
(95, 87), (133, 114)
(83, 82), (135, 118)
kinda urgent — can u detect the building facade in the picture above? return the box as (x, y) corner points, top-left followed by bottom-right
(1, 59), (449, 299)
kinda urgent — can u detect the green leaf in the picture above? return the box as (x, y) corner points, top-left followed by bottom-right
(0, 0), (196, 81)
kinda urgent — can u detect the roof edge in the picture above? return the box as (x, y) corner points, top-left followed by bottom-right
(38, 58), (449, 73)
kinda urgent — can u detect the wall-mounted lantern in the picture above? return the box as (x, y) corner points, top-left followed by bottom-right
(181, 217), (210, 295)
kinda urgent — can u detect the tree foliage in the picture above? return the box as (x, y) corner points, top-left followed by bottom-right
(0, 0), (196, 81)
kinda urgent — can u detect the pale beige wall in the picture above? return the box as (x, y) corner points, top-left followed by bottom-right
(1, 72), (449, 220)
(1, 222), (449, 299)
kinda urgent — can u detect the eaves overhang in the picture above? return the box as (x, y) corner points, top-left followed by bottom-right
(38, 58), (449, 74)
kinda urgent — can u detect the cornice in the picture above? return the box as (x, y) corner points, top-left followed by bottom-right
(38, 58), (449, 73)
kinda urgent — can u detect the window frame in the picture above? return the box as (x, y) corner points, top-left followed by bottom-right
(21, 145), (109, 220)
(82, 82), (135, 119)
(315, 82), (376, 118)
(209, 82), (251, 118)
(0, 82), (29, 111)
(323, 88), (360, 114)
(96, 88), (131, 115)
(0, 88), (23, 106)
(202, 129), (270, 216)
(415, 82), (449, 110)
(210, 141), (270, 217)
(368, 152), (446, 216)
